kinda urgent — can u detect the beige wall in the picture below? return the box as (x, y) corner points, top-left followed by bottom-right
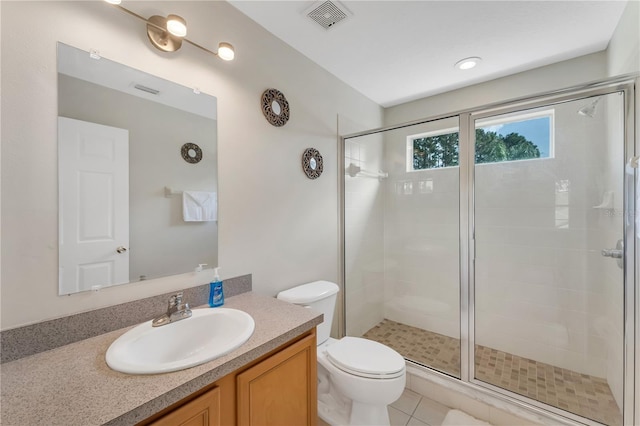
(607, 0), (640, 77)
(0, 1), (383, 329)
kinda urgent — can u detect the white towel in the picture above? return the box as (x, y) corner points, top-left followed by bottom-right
(182, 191), (217, 222)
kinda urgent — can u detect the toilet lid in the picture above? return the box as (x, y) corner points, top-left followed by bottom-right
(326, 337), (405, 379)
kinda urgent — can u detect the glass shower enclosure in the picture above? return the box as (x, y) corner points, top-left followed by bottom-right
(342, 80), (636, 425)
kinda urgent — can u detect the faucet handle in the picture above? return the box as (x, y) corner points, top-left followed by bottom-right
(169, 292), (183, 307)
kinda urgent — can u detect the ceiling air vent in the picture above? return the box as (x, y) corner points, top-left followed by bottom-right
(306, 0), (351, 30)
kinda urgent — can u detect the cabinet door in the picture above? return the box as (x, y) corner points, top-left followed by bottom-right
(237, 332), (317, 426)
(151, 386), (220, 426)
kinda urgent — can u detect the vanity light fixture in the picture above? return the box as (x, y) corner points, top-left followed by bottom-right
(104, 1), (235, 61)
(454, 57), (481, 70)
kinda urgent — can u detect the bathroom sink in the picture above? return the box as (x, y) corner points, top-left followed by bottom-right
(106, 308), (255, 374)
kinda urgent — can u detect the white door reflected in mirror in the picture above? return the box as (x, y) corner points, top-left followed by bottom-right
(58, 117), (130, 294)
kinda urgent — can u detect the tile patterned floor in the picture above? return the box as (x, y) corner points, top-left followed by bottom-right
(363, 319), (461, 377)
(318, 388), (451, 426)
(388, 389), (451, 426)
(363, 319), (622, 426)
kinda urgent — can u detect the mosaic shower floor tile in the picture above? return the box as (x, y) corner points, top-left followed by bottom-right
(363, 319), (621, 425)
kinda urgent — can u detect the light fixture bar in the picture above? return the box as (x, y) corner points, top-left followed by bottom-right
(112, 4), (147, 24)
(184, 39), (235, 61)
(106, 3), (234, 61)
(113, 6), (171, 37)
(183, 38), (218, 56)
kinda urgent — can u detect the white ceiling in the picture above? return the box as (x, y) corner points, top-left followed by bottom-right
(228, 0), (629, 107)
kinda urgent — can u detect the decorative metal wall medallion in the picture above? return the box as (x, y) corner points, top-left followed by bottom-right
(181, 143), (203, 164)
(302, 148), (323, 179)
(261, 88), (290, 127)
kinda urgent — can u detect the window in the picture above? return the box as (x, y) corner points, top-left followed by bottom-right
(408, 110), (554, 171)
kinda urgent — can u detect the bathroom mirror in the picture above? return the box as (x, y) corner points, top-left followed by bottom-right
(57, 43), (218, 295)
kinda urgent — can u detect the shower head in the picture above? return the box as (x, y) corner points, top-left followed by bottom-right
(577, 97), (600, 118)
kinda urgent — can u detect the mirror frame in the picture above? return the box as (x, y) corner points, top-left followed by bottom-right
(302, 148), (323, 179)
(261, 88), (290, 127)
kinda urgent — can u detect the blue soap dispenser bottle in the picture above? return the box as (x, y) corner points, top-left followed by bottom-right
(209, 267), (224, 307)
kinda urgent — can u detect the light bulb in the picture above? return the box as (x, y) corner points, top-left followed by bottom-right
(218, 42), (235, 61)
(104, 0), (122, 4)
(166, 14), (187, 37)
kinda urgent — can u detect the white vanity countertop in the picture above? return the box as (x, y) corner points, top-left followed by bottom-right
(0, 292), (322, 426)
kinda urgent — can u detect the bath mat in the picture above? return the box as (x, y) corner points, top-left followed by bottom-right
(441, 409), (491, 425)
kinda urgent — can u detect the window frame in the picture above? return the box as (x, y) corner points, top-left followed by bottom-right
(406, 109), (555, 172)
(406, 126), (459, 173)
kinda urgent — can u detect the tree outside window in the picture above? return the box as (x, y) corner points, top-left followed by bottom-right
(412, 116), (548, 170)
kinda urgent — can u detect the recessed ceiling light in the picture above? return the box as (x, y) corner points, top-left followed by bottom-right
(455, 57), (482, 70)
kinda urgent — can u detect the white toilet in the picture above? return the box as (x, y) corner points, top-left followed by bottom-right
(277, 281), (406, 426)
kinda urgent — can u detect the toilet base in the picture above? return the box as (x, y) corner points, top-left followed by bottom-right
(318, 388), (391, 426)
(318, 391), (350, 425)
(350, 401), (391, 425)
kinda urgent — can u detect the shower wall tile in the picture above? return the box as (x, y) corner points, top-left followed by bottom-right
(382, 128), (462, 341)
(472, 129), (621, 379)
(474, 226), (591, 249)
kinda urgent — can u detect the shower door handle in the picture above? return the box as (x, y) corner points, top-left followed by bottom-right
(601, 249), (622, 258)
(601, 239), (623, 269)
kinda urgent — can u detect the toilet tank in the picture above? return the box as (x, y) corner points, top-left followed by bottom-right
(277, 281), (339, 345)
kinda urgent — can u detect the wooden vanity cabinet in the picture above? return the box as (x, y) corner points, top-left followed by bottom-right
(150, 387), (221, 426)
(237, 331), (317, 425)
(141, 329), (317, 426)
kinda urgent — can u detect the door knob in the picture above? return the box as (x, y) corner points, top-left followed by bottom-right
(116, 246), (128, 254)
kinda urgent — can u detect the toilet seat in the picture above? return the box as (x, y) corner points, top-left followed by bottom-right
(326, 337), (405, 379)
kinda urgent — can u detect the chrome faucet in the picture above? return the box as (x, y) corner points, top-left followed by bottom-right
(152, 292), (192, 327)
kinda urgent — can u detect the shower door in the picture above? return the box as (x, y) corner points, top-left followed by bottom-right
(344, 116), (462, 378)
(471, 90), (632, 425)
